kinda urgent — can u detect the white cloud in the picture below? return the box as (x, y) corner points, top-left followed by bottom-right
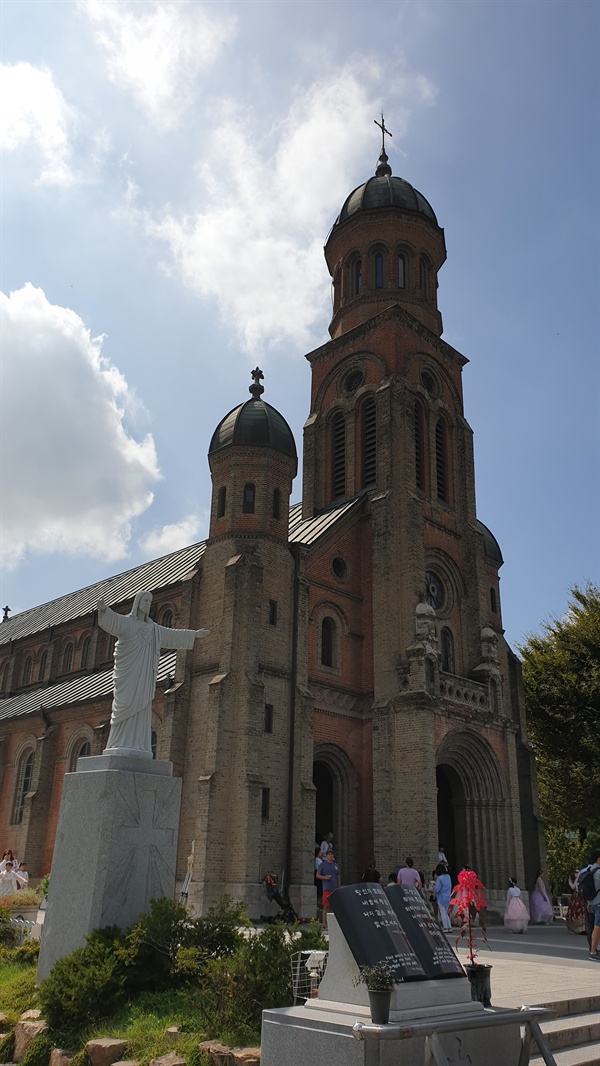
(0, 284), (160, 570)
(138, 514), (206, 558)
(0, 62), (76, 185)
(143, 64), (435, 353)
(79, 0), (236, 132)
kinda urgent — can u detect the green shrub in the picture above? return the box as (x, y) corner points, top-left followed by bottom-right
(0, 909), (19, 948)
(39, 874), (50, 901)
(1, 939), (40, 965)
(119, 898), (189, 992)
(0, 889), (41, 909)
(39, 927), (127, 1043)
(0, 964), (38, 1016)
(189, 896), (249, 958)
(19, 1034), (52, 1066)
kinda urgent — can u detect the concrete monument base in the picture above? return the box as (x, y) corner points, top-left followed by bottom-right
(261, 917), (521, 1066)
(37, 754), (182, 981)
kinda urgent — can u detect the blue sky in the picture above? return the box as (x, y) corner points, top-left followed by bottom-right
(1, 0), (598, 649)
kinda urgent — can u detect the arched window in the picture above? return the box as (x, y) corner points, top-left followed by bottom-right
(398, 253), (406, 288)
(272, 488), (281, 520)
(321, 617), (336, 668)
(435, 419), (448, 502)
(490, 587), (497, 613)
(440, 627), (455, 673)
(161, 609), (173, 628)
(38, 651), (47, 682)
(62, 643), (74, 674)
(331, 413), (346, 499)
(374, 252), (384, 289)
(12, 750), (34, 824)
(419, 257), (428, 295)
(414, 401), (426, 491)
(70, 739), (91, 771)
(362, 398), (377, 487)
(1, 660), (9, 692)
(217, 486), (226, 518)
(22, 656), (32, 686)
(353, 258), (362, 295)
(80, 637), (91, 670)
(242, 483), (255, 514)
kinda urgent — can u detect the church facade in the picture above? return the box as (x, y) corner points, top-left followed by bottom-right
(0, 149), (543, 917)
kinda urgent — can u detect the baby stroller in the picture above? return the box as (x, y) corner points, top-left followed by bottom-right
(262, 871), (299, 924)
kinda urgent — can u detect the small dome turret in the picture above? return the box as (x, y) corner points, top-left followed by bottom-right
(209, 367), (297, 475)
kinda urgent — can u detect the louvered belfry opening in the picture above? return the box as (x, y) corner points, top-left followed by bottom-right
(332, 413), (346, 499)
(435, 418), (447, 501)
(362, 398), (377, 487)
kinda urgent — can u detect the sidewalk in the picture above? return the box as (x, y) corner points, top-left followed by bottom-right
(448, 921), (599, 1008)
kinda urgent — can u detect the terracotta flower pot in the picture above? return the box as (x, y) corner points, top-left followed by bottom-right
(465, 963), (492, 1007)
(368, 989), (391, 1024)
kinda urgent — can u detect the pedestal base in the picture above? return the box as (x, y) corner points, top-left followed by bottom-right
(37, 755), (181, 981)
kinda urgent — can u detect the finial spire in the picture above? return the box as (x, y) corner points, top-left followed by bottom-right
(249, 366), (264, 399)
(374, 112), (393, 177)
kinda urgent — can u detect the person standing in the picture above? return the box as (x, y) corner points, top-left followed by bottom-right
(361, 860), (381, 883)
(397, 857), (422, 890)
(577, 850), (600, 959)
(317, 849), (340, 929)
(530, 868), (553, 925)
(319, 832), (334, 858)
(314, 846), (323, 906)
(504, 878), (529, 934)
(433, 862), (452, 930)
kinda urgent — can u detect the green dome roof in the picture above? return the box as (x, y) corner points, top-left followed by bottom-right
(332, 148), (439, 229)
(209, 370), (297, 473)
(476, 520), (503, 566)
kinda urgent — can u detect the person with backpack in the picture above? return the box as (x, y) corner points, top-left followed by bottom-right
(576, 850), (600, 960)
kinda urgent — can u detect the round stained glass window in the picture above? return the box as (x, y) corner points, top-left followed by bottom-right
(425, 570), (445, 610)
(343, 369), (364, 394)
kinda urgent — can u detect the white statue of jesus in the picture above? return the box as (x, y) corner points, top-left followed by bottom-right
(97, 591), (209, 758)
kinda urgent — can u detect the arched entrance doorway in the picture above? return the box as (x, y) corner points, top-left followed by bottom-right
(436, 730), (513, 890)
(312, 743), (357, 880)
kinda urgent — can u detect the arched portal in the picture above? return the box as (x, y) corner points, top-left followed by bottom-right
(313, 743), (357, 881)
(436, 730), (514, 889)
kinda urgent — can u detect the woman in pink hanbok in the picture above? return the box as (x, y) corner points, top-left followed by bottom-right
(530, 869), (553, 924)
(504, 878), (529, 933)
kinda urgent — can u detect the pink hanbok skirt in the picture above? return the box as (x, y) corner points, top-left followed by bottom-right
(504, 895), (529, 933)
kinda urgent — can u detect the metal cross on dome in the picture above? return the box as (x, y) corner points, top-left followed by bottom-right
(374, 112), (393, 152)
(250, 366), (265, 398)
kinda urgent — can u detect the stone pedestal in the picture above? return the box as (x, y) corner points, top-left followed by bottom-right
(261, 917), (521, 1066)
(37, 754), (182, 981)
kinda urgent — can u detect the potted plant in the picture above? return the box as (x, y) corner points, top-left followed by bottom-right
(353, 960), (395, 1024)
(450, 869), (492, 1006)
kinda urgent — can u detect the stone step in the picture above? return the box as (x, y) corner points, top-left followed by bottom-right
(534, 995), (600, 1019)
(531, 1043), (600, 1066)
(539, 1013), (600, 1052)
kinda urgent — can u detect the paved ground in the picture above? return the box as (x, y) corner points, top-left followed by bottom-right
(448, 920), (599, 1007)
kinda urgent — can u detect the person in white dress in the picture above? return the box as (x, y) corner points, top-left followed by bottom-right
(504, 878), (529, 933)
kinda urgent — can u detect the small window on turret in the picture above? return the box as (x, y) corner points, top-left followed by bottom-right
(242, 483), (255, 514)
(490, 587), (497, 613)
(217, 486), (226, 518)
(354, 258), (362, 295)
(374, 253), (383, 289)
(398, 254), (406, 289)
(272, 488), (281, 520)
(419, 258), (428, 295)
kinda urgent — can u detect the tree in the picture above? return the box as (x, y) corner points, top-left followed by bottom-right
(519, 583), (600, 833)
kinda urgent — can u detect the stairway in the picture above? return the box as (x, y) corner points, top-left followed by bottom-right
(531, 995), (600, 1066)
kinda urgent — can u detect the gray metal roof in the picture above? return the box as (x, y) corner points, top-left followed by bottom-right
(1, 497), (362, 648)
(288, 496), (363, 546)
(0, 652), (176, 723)
(0, 542), (206, 645)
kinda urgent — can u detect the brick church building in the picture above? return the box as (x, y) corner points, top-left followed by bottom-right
(0, 145), (543, 917)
